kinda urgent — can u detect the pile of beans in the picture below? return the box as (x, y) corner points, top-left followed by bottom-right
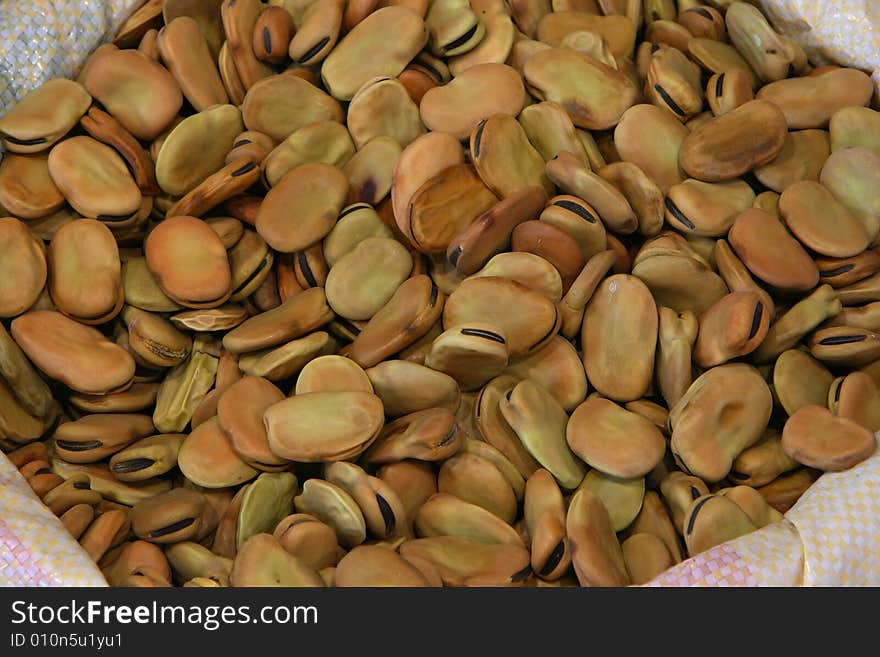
(1, 0), (878, 587)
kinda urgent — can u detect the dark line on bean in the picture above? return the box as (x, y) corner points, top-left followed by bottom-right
(689, 7), (714, 20)
(685, 496), (712, 535)
(664, 197), (695, 230)
(97, 212), (136, 223)
(417, 61), (444, 83)
(428, 284), (439, 307)
(672, 451), (691, 475)
(504, 389), (512, 401)
(528, 306), (558, 352)
(819, 334), (867, 346)
(438, 423), (457, 447)
(741, 172), (766, 195)
(333, 317), (361, 336)
(0, 134), (48, 146)
(338, 203), (370, 219)
(73, 482), (91, 490)
(262, 27), (272, 54)
(539, 540), (566, 577)
(554, 199), (597, 223)
(833, 379), (842, 403)
(442, 24), (479, 53)
(232, 254), (272, 296)
(35, 468), (52, 476)
(233, 139), (252, 148)
(111, 458), (155, 473)
(149, 517), (195, 538)
(56, 440), (103, 452)
(714, 73), (725, 98)
(472, 120), (486, 158)
(297, 36), (330, 64)
(728, 471), (749, 480)
(232, 161), (257, 177)
(297, 250), (317, 288)
(653, 84), (686, 117)
(510, 564), (532, 583)
(376, 494), (396, 534)
(460, 328), (506, 343)
(449, 245), (463, 268)
(748, 302), (764, 340)
(690, 486), (701, 500)
(409, 213), (427, 250)
(819, 264), (855, 278)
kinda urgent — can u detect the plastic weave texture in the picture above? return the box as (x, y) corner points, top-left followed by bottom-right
(0, 0), (140, 115)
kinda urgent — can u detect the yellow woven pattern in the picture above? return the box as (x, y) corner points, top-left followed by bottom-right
(785, 439), (880, 586)
(0, 454), (106, 587)
(648, 437), (880, 587)
(646, 520), (804, 587)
